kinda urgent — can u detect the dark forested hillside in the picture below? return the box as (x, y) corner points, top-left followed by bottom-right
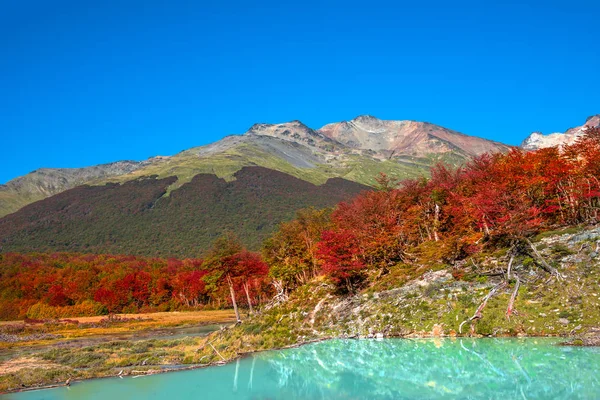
(0, 167), (368, 257)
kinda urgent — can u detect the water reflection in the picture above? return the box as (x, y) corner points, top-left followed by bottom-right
(254, 338), (600, 399)
(4, 338), (600, 400)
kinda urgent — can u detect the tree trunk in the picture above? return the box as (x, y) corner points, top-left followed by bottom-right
(433, 203), (440, 242)
(227, 274), (241, 323)
(243, 282), (254, 315)
(483, 219), (491, 236)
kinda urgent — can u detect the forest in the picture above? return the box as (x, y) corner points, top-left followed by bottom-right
(1, 127), (598, 321)
(0, 237), (270, 320)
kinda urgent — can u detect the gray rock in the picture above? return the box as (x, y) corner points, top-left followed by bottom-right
(558, 318), (570, 325)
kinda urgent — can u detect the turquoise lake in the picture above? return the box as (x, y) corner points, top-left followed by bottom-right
(4, 338), (600, 399)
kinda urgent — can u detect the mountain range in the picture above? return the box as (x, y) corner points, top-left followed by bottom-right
(0, 115), (510, 218)
(0, 114), (597, 257)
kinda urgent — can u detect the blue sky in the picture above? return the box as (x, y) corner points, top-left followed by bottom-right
(1, 0), (599, 183)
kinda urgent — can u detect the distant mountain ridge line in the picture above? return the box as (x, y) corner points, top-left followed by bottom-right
(1, 114), (597, 219)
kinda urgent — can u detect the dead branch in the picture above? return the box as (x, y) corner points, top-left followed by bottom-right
(264, 279), (288, 310)
(209, 342), (226, 361)
(525, 238), (562, 280)
(477, 271), (506, 277)
(506, 255), (514, 280)
(506, 276), (520, 320)
(459, 282), (507, 334)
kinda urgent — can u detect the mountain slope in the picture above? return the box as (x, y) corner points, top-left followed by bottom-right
(522, 115), (600, 150)
(0, 167), (367, 257)
(0, 115), (510, 218)
(0, 159), (165, 217)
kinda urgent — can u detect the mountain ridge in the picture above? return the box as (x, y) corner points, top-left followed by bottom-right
(0, 114), (514, 218)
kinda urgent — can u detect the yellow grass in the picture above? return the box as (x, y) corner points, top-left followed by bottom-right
(0, 358), (60, 375)
(0, 310), (237, 349)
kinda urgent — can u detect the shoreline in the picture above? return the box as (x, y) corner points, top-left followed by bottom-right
(2, 333), (592, 396)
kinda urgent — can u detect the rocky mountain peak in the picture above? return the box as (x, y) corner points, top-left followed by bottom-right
(245, 120), (329, 148)
(246, 120), (313, 136)
(318, 117), (508, 157)
(351, 114), (382, 124)
(521, 115), (600, 150)
(584, 114), (600, 127)
(347, 115), (389, 134)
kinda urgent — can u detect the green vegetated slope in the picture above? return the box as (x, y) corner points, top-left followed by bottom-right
(197, 226), (600, 363)
(0, 191), (39, 220)
(0, 161), (148, 218)
(0, 139), (439, 254)
(97, 142), (432, 192)
(0, 167), (368, 257)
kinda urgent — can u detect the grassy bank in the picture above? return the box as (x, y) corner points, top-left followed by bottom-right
(0, 310), (235, 393)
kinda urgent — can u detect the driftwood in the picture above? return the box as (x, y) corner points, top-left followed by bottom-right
(248, 356), (256, 390)
(459, 339), (505, 377)
(131, 369), (160, 378)
(233, 358), (239, 391)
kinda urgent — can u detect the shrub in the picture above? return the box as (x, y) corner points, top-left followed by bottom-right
(26, 300), (107, 319)
(27, 303), (59, 319)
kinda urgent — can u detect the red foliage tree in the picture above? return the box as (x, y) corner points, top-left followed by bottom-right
(317, 230), (365, 292)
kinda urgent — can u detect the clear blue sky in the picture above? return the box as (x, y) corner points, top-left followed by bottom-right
(1, 0), (599, 183)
